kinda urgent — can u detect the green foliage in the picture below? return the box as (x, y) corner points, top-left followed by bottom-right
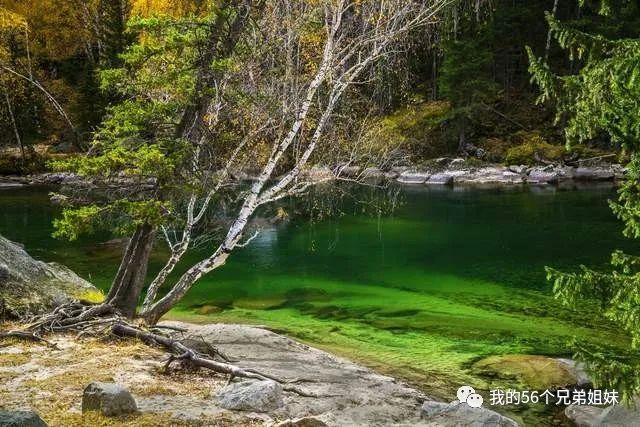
(504, 132), (565, 165)
(53, 199), (172, 240)
(367, 101), (452, 159)
(51, 10), (207, 240)
(528, 14), (640, 148)
(533, 1), (640, 402)
(439, 38), (497, 108)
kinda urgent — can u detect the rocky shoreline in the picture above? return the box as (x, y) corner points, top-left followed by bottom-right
(0, 159), (626, 190)
(0, 320), (521, 427)
(341, 159), (625, 187)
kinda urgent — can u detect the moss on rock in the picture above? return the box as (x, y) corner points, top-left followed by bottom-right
(471, 354), (578, 390)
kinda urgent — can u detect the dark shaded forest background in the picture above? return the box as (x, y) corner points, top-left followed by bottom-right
(1, 0), (638, 173)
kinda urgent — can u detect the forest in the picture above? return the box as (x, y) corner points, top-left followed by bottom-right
(1, 0), (640, 426)
(1, 0), (638, 171)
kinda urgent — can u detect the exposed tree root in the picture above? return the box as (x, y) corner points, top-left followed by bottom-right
(2, 301), (318, 397)
(111, 323), (317, 397)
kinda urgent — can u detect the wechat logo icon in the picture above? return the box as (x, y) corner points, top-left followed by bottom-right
(457, 385), (484, 408)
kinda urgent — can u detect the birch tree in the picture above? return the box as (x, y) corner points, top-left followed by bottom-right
(52, 0), (453, 326)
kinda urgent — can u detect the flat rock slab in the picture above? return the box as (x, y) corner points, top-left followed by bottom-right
(0, 410), (47, 427)
(158, 321), (440, 426)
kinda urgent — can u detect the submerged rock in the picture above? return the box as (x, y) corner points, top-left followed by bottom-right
(0, 410), (47, 427)
(82, 382), (137, 417)
(216, 379), (284, 412)
(472, 354), (578, 390)
(0, 235), (101, 318)
(421, 400), (518, 426)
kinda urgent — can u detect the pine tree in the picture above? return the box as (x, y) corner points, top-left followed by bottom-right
(528, 1), (640, 402)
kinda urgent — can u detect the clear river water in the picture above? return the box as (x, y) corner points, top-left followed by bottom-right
(0, 183), (634, 424)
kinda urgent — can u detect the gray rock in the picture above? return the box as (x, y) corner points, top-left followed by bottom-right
(301, 166), (334, 183)
(397, 171), (430, 184)
(449, 158), (466, 168)
(502, 170), (522, 179)
(596, 401), (640, 426)
(421, 400), (451, 417)
(457, 167), (522, 185)
(575, 167), (615, 181)
(527, 168), (560, 184)
(0, 235), (100, 318)
(82, 382), (137, 417)
(508, 165), (528, 175)
(0, 411), (47, 427)
(566, 398), (640, 427)
(426, 173), (454, 185)
(361, 167), (385, 184)
(274, 416), (328, 427)
(612, 164), (626, 179)
(338, 165), (362, 178)
(384, 170), (399, 179)
(421, 401), (519, 426)
(433, 157), (451, 166)
(0, 182), (25, 189)
(556, 358), (592, 386)
(216, 380), (283, 412)
(565, 404), (603, 427)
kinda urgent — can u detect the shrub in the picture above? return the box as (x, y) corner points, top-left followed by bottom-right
(505, 132), (565, 165)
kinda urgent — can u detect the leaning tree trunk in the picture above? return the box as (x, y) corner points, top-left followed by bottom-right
(105, 223), (155, 319)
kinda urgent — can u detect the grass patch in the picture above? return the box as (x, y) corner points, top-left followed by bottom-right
(0, 351), (32, 367)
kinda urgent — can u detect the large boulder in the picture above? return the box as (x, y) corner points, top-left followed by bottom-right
(216, 380), (283, 412)
(421, 400), (518, 426)
(0, 410), (47, 427)
(82, 382), (138, 417)
(0, 235), (102, 318)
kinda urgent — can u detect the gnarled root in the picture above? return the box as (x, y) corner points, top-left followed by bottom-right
(111, 323), (317, 397)
(1, 302), (317, 397)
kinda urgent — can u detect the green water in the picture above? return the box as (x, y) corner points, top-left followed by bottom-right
(0, 184), (634, 423)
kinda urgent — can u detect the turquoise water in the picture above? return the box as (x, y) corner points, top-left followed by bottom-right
(0, 183), (634, 423)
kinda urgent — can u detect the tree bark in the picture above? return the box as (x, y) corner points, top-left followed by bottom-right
(175, 0), (255, 145)
(106, 223), (155, 319)
(3, 89), (25, 163)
